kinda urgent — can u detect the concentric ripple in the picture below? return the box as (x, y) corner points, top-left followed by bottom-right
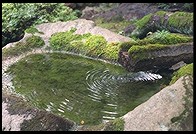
(85, 69), (162, 122)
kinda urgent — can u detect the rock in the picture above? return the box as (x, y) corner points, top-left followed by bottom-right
(92, 3), (159, 22)
(118, 43), (193, 72)
(81, 6), (99, 19)
(2, 92), (75, 131)
(35, 19), (131, 43)
(64, 3), (100, 10)
(123, 76), (193, 131)
(169, 61), (187, 71)
(130, 11), (193, 39)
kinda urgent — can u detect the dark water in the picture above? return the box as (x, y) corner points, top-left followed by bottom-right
(7, 53), (171, 125)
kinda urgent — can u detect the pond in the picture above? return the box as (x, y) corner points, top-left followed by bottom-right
(6, 53), (171, 125)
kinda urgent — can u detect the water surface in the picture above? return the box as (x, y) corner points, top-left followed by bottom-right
(7, 53), (170, 125)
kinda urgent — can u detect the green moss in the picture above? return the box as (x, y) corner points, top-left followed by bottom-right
(135, 13), (153, 29)
(2, 36), (45, 59)
(170, 63), (193, 84)
(49, 29), (122, 61)
(119, 41), (136, 50)
(104, 118), (125, 131)
(168, 11), (193, 28)
(142, 30), (193, 45)
(49, 29), (91, 50)
(120, 30), (192, 51)
(131, 11), (193, 38)
(25, 27), (44, 35)
(26, 36), (45, 47)
(83, 35), (107, 57)
(103, 42), (120, 61)
(128, 44), (167, 60)
(171, 110), (186, 123)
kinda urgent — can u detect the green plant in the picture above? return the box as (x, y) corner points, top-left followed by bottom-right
(49, 30), (112, 59)
(2, 3), (80, 47)
(25, 27), (44, 35)
(103, 42), (120, 61)
(170, 63), (193, 84)
(49, 29), (92, 51)
(119, 41), (136, 50)
(145, 30), (193, 45)
(83, 35), (107, 57)
(26, 36), (45, 47)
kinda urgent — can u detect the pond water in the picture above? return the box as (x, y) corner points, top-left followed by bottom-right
(7, 53), (171, 125)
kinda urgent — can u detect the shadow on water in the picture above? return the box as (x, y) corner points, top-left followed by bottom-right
(6, 53), (172, 125)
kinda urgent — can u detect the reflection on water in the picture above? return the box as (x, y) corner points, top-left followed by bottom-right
(7, 53), (170, 125)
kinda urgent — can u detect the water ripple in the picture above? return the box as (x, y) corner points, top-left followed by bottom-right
(85, 69), (162, 121)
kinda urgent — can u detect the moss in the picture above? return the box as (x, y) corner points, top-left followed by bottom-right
(83, 35), (107, 57)
(103, 42), (120, 61)
(49, 29), (92, 50)
(2, 35), (45, 59)
(128, 44), (167, 60)
(26, 36), (45, 47)
(25, 27), (44, 35)
(131, 11), (193, 38)
(119, 41), (137, 51)
(170, 63), (193, 84)
(171, 110), (186, 123)
(120, 30), (192, 52)
(168, 12), (193, 30)
(135, 13), (153, 29)
(104, 118), (125, 131)
(141, 30), (193, 45)
(49, 29), (122, 61)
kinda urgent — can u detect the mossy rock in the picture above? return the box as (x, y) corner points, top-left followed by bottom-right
(120, 30), (192, 51)
(25, 27), (44, 35)
(168, 11), (193, 34)
(130, 11), (193, 38)
(128, 44), (167, 60)
(170, 63), (193, 84)
(103, 42), (120, 61)
(49, 28), (122, 61)
(83, 35), (107, 57)
(3, 35), (45, 59)
(49, 28), (92, 51)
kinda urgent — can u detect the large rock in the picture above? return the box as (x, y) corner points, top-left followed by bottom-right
(35, 19), (131, 43)
(118, 42), (193, 72)
(92, 3), (159, 21)
(129, 11), (193, 38)
(123, 76), (193, 131)
(2, 91), (75, 131)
